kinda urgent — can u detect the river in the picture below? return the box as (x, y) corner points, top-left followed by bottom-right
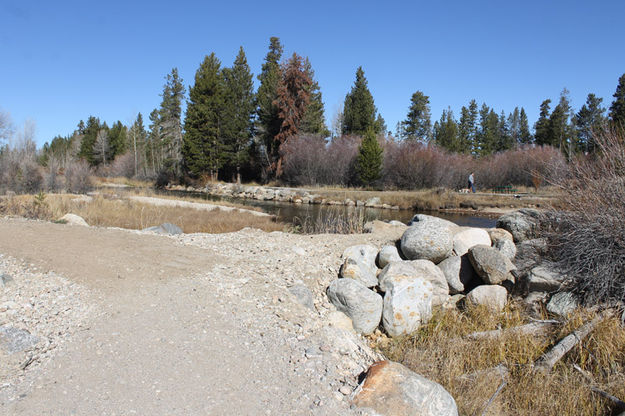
(159, 189), (497, 228)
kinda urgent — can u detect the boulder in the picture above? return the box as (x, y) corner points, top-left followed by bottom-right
(364, 220), (407, 238)
(466, 285), (508, 313)
(340, 245), (379, 288)
(353, 361), (458, 416)
(59, 213), (88, 226)
(0, 326), (40, 354)
(288, 284), (314, 311)
(406, 260), (450, 305)
(408, 214), (458, 230)
(486, 228), (514, 245)
(527, 265), (567, 292)
(377, 245), (403, 269)
(496, 209), (542, 242)
(378, 265), (433, 337)
(400, 221), (454, 263)
(365, 197), (382, 207)
(494, 238), (517, 260)
(143, 223), (183, 235)
(437, 255), (479, 295)
(468, 245), (516, 285)
(547, 292), (578, 317)
(452, 227), (491, 256)
(326, 279), (383, 335)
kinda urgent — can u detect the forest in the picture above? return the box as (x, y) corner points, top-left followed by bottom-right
(3, 36), (625, 193)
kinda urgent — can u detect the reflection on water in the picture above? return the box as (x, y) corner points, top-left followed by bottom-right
(159, 189), (497, 228)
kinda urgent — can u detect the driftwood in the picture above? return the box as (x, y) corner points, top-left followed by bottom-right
(466, 321), (558, 341)
(534, 313), (608, 372)
(572, 364), (625, 413)
(477, 365), (508, 416)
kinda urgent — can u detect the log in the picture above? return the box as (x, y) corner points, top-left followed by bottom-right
(534, 313), (607, 372)
(466, 321), (558, 341)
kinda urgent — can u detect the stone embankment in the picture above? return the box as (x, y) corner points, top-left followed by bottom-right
(167, 182), (402, 210)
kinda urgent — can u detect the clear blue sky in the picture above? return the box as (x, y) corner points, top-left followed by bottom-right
(1, 0), (624, 146)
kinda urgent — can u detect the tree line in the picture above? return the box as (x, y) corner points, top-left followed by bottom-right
(37, 36), (625, 187)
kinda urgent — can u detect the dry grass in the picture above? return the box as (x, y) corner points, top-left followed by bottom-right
(0, 193), (285, 233)
(378, 303), (625, 416)
(292, 208), (366, 234)
(92, 176), (153, 188)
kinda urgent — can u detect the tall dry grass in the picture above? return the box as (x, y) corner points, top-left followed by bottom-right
(292, 207), (365, 234)
(378, 304), (625, 416)
(0, 193), (285, 233)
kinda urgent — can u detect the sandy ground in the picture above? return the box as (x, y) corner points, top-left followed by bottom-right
(0, 217), (401, 415)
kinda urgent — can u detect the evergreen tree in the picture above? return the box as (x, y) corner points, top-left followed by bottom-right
(78, 116), (106, 165)
(299, 57), (330, 137)
(497, 110), (513, 151)
(159, 68), (185, 174)
(549, 88), (575, 155)
(458, 106), (472, 154)
(507, 107), (521, 145)
(147, 109), (162, 175)
(223, 46), (255, 183)
(128, 113), (147, 176)
(401, 91), (432, 141)
(256, 37), (284, 171)
(273, 53), (312, 176)
(356, 127), (383, 186)
(182, 53), (226, 180)
(574, 93), (606, 153)
(433, 108), (459, 151)
(108, 121), (127, 159)
(477, 104), (499, 155)
(519, 108), (533, 144)
(342, 67), (383, 136)
(534, 99), (552, 146)
(609, 73), (625, 129)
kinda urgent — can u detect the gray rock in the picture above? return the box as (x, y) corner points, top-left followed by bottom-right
(406, 260), (450, 305)
(377, 245), (403, 269)
(468, 245), (515, 285)
(527, 266), (567, 292)
(486, 228), (514, 245)
(496, 209), (542, 242)
(437, 255), (479, 295)
(0, 326), (40, 354)
(494, 239), (517, 260)
(143, 223), (183, 235)
(288, 284), (314, 310)
(452, 227), (491, 256)
(408, 214), (458, 230)
(327, 279), (383, 335)
(400, 221), (454, 263)
(466, 285), (508, 312)
(59, 213), (89, 226)
(514, 238), (547, 272)
(547, 292), (578, 316)
(326, 311), (354, 332)
(353, 360), (458, 416)
(365, 197), (382, 207)
(340, 245), (379, 288)
(0, 273), (13, 287)
(388, 220), (406, 226)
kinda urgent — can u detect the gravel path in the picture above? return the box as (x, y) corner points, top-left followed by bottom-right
(0, 218), (401, 415)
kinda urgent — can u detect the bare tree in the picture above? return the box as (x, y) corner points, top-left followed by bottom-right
(93, 129), (110, 165)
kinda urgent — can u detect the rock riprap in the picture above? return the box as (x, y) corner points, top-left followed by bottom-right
(400, 218), (454, 263)
(466, 285), (508, 312)
(496, 208), (542, 242)
(452, 227), (491, 256)
(340, 245), (379, 288)
(405, 260), (449, 305)
(377, 245), (402, 269)
(353, 360), (459, 416)
(437, 255), (479, 295)
(326, 278), (383, 335)
(468, 245), (515, 285)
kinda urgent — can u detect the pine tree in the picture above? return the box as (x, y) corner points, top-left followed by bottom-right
(609, 73), (625, 129)
(342, 67), (383, 136)
(549, 89), (575, 156)
(356, 127), (383, 186)
(519, 108), (533, 144)
(299, 57), (329, 137)
(108, 121), (127, 159)
(78, 116), (105, 165)
(496, 110), (512, 151)
(147, 109), (162, 176)
(477, 104), (499, 156)
(574, 93), (606, 153)
(222, 46), (255, 183)
(273, 53), (312, 176)
(256, 37), (284, 171)
(182, 53), (226, 180)
(433, 108), (459, 151)
(401, 91), (432, 141)
(159, 68), (185, 174)
(128, 113), (147, 177)
(507, 107), (521, 145)
(534, 99), (552, 146)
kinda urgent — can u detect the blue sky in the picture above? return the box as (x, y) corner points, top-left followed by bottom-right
(1, 0), (624, 146)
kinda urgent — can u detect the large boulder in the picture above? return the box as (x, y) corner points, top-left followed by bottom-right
(340, 245), (379, 288)
(408, 214), (458, 230)
(378, 263), (434, 337)
(494, 239), (517, 260)
(496, 209), (542, 243)
(547, 292), (578, 317)
(486, 228), (514, 245)
(527, 265), (567, 293)
(452, 227), (491, 256)
(377, 245), (403, 269)
(407, 260), (450, 305)
(326, 279), (382, 335)
(468, 245), (516, 285)
(400, 221), (454, 263)
(437, 255), (479, 295)
(364, 220), (407, 238)
(59, 213), (88, 226)
(353, 361), (458, 416)
(514, 238), (547, 273)
(466, 285), (508, 313)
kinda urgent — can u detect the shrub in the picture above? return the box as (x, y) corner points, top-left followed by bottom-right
(65, 160), (92, 194)
(544, 128), (625, 305)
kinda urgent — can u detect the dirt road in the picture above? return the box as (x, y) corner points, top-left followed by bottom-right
(0, 218), (395, 415)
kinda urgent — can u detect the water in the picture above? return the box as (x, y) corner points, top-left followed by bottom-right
(159, 189), (497, 228)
